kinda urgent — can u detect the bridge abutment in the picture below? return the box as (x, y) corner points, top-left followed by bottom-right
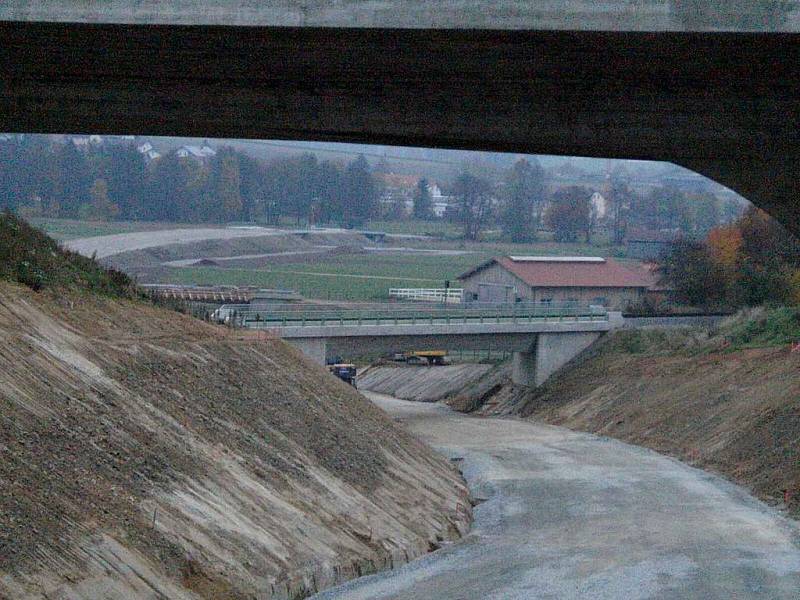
(287, 338), (327, 364)
(512, 331), (603, 387)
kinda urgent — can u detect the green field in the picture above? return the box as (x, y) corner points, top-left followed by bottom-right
(162, 238), (629, 301)
(164, 252), (485, 300)
(164, 266), (433, 300)
(365, 219), (462, 237)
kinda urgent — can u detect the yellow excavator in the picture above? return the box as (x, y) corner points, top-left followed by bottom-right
(403, 350), (447, 366)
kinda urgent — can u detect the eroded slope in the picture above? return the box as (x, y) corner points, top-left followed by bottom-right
(0, 283), (470, 599)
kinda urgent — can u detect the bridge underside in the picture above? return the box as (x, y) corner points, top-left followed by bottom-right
(289, 330), (602, 387)
(2, 22), (799, 234)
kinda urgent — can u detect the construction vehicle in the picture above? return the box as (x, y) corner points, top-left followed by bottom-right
(397, 350), (447, 366)
(329, 363), (357, 386)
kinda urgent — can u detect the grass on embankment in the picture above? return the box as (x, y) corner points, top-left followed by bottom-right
(609, 307), (800, 356)
(0, 212), (136, 298)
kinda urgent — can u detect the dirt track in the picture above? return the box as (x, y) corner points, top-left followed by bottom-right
(64, 226), (326, 258)
(314, 393), (800, 599)
(65, 227), (434, 260)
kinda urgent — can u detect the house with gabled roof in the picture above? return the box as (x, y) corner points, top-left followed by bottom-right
(458, 255), (653, 309)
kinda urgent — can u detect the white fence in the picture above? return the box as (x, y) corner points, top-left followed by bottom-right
(388, 288), (464, 303)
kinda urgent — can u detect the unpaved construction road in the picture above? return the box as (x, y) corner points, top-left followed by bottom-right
(314, 393), (800, 599)
(64, 227), (342, 258)
(65, 227), (434, 259)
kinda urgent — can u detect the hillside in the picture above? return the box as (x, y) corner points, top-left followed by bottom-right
(0, 218), (471, 599)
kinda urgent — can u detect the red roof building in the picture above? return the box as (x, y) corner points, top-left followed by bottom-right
(458, 256), (654, 309)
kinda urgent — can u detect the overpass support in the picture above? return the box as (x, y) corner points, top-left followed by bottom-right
(287, 338), (327, 364)
(512, 332), (602, 387)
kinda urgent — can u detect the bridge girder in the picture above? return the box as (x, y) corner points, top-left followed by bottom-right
(1, 22), (799, 233)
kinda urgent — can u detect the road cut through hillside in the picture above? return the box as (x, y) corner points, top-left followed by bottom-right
(313, 392), (800, 600)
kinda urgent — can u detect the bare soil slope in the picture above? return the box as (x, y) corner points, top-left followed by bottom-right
(0, 282), (470, 599)
(357, 364), (497, 403)
(510, 330), (800, 518)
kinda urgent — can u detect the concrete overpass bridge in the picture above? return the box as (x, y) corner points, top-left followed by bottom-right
(233, 303), (622, 386)
(1, 6), (800, 236)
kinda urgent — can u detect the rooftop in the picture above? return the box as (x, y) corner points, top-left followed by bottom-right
(460, 255), (654, 289)
(508, 256), (605, 263)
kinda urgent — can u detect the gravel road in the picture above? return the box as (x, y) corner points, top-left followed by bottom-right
(64, 227), (433, 259)
(64, 227), (332, 259)
(313, 393), (800, 599)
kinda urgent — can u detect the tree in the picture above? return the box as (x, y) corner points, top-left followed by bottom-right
(707, 224), (743, 269)
(238, 152), (268, 222)
(52, 142), (92, 218)
(317, 160), (344, 224)
(737, 207), (800, 267)
(660, 207), (800, 309)
(208, 148), (243, 222)
(658, 238), (728, 308)
(103, 144), (146, 220)
(413, 177), (433, 220)
(502, 158), (545, 242)
(146, 152), (193, 222)
(341, 155), (376, 228)
(453, 172), (493, 241)
(87, 179), (119, 220)
(546, 186), (592, 242)
(606, 168), (631, 244)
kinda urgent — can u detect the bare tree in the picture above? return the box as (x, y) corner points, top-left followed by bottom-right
(453, 172), (494, 241)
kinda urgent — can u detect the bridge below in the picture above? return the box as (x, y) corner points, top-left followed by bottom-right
(235, 303), (622, 387)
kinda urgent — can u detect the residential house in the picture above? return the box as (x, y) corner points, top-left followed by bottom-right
(175, 145), (217, 163)
(137, 142), (162, 162)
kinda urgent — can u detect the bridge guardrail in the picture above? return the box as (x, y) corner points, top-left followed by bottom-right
(221, 302), (608, 329)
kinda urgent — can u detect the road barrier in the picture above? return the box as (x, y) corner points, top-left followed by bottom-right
(217, 302), (608, 329)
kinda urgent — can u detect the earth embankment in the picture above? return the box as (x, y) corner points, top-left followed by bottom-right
(0, 282), (471, 599)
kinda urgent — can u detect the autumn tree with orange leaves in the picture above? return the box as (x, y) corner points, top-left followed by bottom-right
(660, 207), (800, 309)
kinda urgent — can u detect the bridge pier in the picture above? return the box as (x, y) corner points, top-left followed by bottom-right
(512, 331), (603, 387)
(287, 338), (327, 364)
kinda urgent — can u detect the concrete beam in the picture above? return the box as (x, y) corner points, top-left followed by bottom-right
(4, 1), (799, 31)
(263, 319), (614, 340)
(325, 332), (541, 359)
(1, 22), (799, 234)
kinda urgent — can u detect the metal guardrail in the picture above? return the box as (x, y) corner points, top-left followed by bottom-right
(215, 302), (609, 329)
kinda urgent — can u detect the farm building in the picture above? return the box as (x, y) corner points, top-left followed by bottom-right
(458, 255), (653, 310)
(625, 228), (681, 260)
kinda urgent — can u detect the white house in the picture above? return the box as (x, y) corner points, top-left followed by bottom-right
(590, 191), (607, 220)
(137, 142), (161, 162)
(176, 145), (217, 162)
(428, 182), (453, 218)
